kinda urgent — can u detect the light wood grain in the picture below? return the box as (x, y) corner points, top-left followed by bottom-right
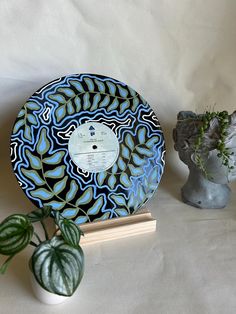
(79, 210), (156, 245)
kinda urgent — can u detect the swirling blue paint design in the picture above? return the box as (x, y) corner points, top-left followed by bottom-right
(10, 74), (165, 224)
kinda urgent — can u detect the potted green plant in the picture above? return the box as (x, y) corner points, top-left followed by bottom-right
(0, 206), (84, 304)
(173, 110), (236, 208)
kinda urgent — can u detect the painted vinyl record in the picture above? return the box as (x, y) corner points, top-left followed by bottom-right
(10, 74), (165, 224)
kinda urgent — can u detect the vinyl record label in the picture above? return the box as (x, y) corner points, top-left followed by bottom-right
(68, 122), (120, 173)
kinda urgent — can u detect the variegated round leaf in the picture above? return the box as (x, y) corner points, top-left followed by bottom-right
(32, 236), (84, 296)
(0, 214), (33, 256)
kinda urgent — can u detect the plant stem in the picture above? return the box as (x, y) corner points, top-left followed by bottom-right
(0, 255), (15, 274)
(33, 232), (42, 244)
(29, 241), (38, 247)
(40, 220), (49, 240)
(53, 228), (60, 237)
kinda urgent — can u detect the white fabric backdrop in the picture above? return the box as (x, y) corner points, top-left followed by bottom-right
(0, 1), (236, 313)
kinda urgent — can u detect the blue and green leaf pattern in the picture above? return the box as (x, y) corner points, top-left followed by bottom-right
(11, 74), (165, 223)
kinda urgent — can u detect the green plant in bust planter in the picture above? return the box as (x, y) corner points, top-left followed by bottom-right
(194, 111), (234, 178)
(173, 110), (236, 209)
(0, 206), (84, 300)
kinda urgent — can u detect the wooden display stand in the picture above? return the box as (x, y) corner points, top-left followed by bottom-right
(79, 209), (156, 245)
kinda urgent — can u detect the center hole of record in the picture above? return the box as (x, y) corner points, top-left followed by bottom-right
(92, 145), (98, 150)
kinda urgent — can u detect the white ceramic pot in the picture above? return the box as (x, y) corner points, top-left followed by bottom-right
(30, 273), (69, 305)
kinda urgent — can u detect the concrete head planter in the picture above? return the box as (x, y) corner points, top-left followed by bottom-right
(173, 111), (236, 209)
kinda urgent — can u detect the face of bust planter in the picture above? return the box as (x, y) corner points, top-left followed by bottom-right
(204, 138), (236, 184)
